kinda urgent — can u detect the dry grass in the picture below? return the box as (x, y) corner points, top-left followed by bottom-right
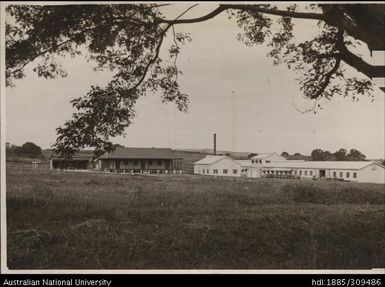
(6, 163), (385, 269)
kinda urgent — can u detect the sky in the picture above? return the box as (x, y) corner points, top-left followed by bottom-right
(5, 3), (385, 159)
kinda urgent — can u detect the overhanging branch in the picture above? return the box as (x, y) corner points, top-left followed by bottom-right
(158, 4), (325, 25)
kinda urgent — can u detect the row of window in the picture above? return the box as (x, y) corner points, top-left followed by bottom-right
(263, 170), (290, 175)
(251, 160), (271, 164)
(333, 171), (357, 178)
(202, 169), (238, 175)
(262, 169), (357, 178)
(118, 160), (163, 165)
(294, 170), (313, 176)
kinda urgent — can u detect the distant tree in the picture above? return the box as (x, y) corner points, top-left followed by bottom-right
(347, 149), (366, 161)
(5, 143), (21, 157)
(324, 150), (336, 160)
(19, 142), (42, 158)
(311, 149), (325, 161)
(281, 151), (289, 157)
(334, 148), (347, 161)
(293, 153), (302, 156)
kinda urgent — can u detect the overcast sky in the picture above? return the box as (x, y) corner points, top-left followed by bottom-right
(5, 3), (385, 158)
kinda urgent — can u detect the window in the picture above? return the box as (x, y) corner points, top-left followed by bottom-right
(223, 169), (228, 174)
(294, 170), (297, 175)
(353, 172), (357, 178)
(333, 171), (336, 177)
(157, 160), (162, 165)
(213, 169), (218, 174)
(233, 169), (238, 174)
(251, 160), (255, 164)
(310, 170), (313, 176)
(299, 170), (302, 175)
(304, 170), (307, 176)
(346, 172), (350, 178)
(266, 160), (270, 163)
(340, 172), (343, 177)
(207, 169), (209, 174)
(134, 160), (138, 165)
(203, 169), (205, 174)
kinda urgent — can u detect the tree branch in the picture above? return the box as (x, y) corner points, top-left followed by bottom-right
(337, 42), (385, 78)
(113, 5), (198, 106)
(159, 4), (325, 25)
(311, 57), (341, 99)
(221, 4), (326, 21)
(8, 34), (81, 76)
(290, 98), (319, 114)
(158, 6), (227, 24)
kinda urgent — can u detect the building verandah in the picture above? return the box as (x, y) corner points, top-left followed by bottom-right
(97, 158), (182, 174)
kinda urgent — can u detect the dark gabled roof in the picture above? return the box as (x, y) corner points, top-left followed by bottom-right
(98, 147), (180, 159)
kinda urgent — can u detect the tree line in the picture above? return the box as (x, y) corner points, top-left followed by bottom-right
(281, 148), (367, 161)
(6, 142), (43, 159)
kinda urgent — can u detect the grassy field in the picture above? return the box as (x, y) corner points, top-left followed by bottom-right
(6, 163), (385, 269)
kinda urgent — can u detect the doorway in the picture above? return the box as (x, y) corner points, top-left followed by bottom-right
(319, 170), (326, 177)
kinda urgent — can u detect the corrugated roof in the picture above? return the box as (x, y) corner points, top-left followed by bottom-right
(251, 153), (276, 160)
(236, 160), (254, 167)
(262, 161), (378, 170)
(194, 155), (228, 165)
(99, 147), (179, 159)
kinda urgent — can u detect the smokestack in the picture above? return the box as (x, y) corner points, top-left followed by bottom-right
(213, 133), (216, 155)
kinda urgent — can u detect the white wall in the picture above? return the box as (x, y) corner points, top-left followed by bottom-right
(358, 164), (385, 184)
(247, 167), (261, 178)
(194, 158), (242, 177)
(325, 169), (358, 182)
(209, 158), (242, 177)
(194, 164), (207, 175)
(291, 168), (317, 179)
(293, 168), (359, 181)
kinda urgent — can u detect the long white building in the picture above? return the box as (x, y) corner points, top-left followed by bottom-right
(194, 153), (385, 184)
(262, 160), (385, 184)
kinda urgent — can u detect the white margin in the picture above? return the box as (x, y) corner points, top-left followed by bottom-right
(1, 0), (8, 275)
(1, 0), (384, 275)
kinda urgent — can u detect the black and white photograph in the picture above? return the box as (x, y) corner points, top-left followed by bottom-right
(1, 1), (385, 274)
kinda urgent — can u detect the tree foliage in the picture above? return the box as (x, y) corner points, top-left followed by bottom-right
(281, 151), (289, 157)
(5, 3), (385, 156)
(311, 148), (366, 161)
(6, 142), (43, 158)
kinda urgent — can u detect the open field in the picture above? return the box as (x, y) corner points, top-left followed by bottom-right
(6, 163), (385, 269)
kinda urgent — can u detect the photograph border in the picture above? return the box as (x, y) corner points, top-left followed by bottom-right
(1, 0), (384, 275)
